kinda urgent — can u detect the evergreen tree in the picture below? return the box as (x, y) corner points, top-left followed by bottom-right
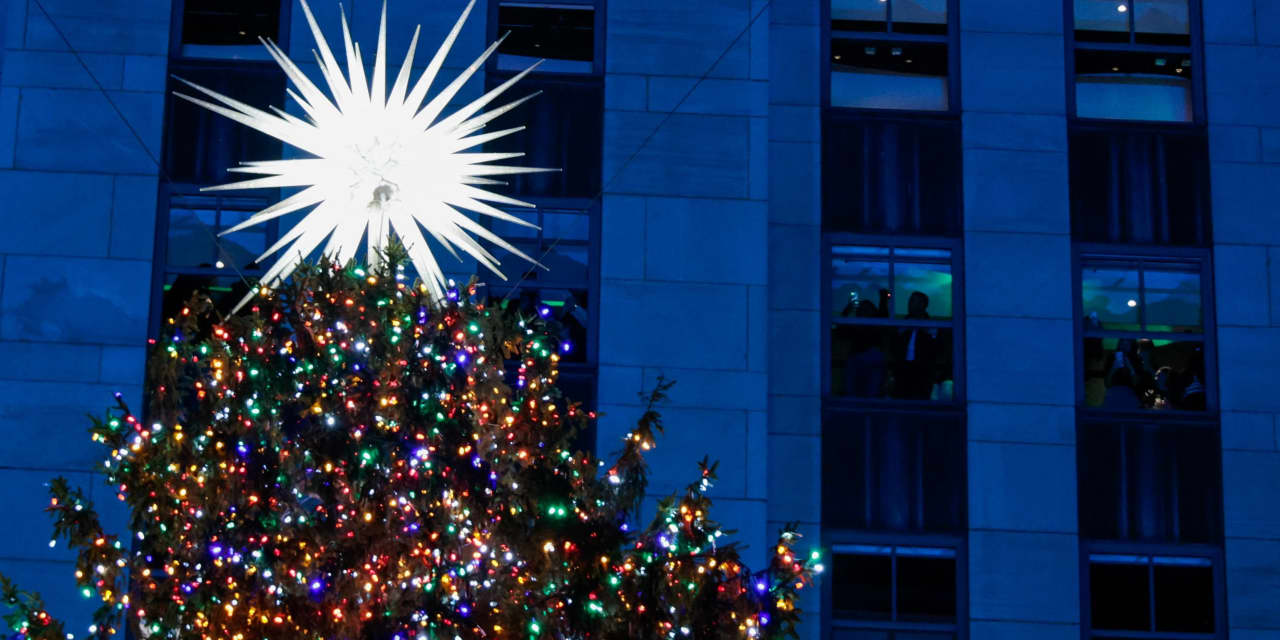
(1, 251), (819, 640)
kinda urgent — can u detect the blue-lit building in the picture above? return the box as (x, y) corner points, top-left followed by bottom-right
(2, 0), (1279, 638)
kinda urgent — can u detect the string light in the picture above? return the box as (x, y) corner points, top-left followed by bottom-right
(1, 251), (820, 640)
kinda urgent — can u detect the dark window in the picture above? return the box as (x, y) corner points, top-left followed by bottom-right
(180, 0), (281, 46)
(496, 2), (595, 73)
(482, 74), (603, 198)
(828, 244), (958, 402)
(1070, 0), (1199, 122)
(824, 115), (961, 235)
(1069, 126), (1211, 246)
(830, 544), (959, 638)
(1087, 554), (1217, 636)
(1079, 254), (1210, 412)
(165, 64), (286, 186)
(828, 0), (953, 111)
(1078, 422), (1222, 543)
(823, 411), (965, 532)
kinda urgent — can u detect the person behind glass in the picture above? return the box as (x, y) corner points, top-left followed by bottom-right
(1102, 338), (1144, 410)
(892, 291), (938, 400)
(844, 299), (888, 396)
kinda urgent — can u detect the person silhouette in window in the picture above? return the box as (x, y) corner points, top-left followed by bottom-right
(893, 291), (938, 400)
(845, 300), (888, 397)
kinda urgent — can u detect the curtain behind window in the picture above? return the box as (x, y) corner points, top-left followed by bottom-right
(1070, 128), (1211, 246)
(824, 115), (962, 236)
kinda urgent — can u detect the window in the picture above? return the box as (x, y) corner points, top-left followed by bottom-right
(164, 63), (287, 186)
(495, 2), (597, 74)
(827, 243), (959, 403)
(173, 0), (288, 60)
(481, 205), (598, 450)
(827, 0), (956, 112)
(829, 542), (961, 639)
(1078, 253), (1211, 412)
(1085, 552), (1221, 638)
(1069, 0), (1201, 122)
(823, 411), (965, 532)
(1069, 125), (1211, 246)
(487, 1), (603, 198)
(1078, 421), (1222, 544)
(151, 189), (283, 326)
(483, 206), (595, 366)
(823, 114), (962, 235)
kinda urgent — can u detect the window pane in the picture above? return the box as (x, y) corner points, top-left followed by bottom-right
(1153, 563), (1214, 632)
(1143, 267), (1201, 332)
(1080, 423), (1223, 543)
(823, 413), (966, 532)
(823, 117), (962, 235)
(1082, 266), (1141, 331)
(182, 0), (280, 46)
(1068, 129), (1212, 246)
(1083, 337), (1206, 410)
(490, 210), (540, 240)
(832, 255), (893, 320)
(216, 209), (268, 268)
(166, 66), (286, 185)
(1090, 560), (1150, 630)
(541, 212), (590, 242)
(832, 551), (893, 620)
(832, 0), (887, 31)
(893, 261), (952, 320)
(1075, 50), (1193, 122)
(497, 3), (594, 63)
(892, 0), (947, 35)
(831, 40), (949, 111)
(1075, 0), (1130, 42)
(484, 75), (602, 197)
(544, 245), (589, 284)
(897, 554), (956, 623)
(167, 207), (219, 268)
(1135, 0), (1190, 45)
(832, 326), (954, 400)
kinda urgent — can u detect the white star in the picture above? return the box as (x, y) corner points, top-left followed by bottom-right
(173, 0), (552, 310)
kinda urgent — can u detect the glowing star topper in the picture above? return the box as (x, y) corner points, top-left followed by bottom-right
(174, 0), (553, 310)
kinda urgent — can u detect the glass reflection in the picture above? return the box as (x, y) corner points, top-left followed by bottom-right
(1082, 266), (1141, 331)
(1075, 0), (1130, 40)
(1143, 268), (1201, 331)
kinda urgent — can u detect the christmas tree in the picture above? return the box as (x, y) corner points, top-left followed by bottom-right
(0, 251), (820, 640)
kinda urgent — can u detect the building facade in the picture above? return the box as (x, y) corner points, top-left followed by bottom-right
(2, 0), (1280, 638)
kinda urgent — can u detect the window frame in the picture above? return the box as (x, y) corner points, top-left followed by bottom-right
(1075, 416), (1224, 545)
(1063, 0), (1206, 125)
(147, 181), (282, 339)
(822, 234), (966, 408)
(1079, 541), (1226, 640)
(1072, 244), (1217, 416)
(821, 0), (962, 116)
(168, 0), (292, 61)
(478, 197), (601, 369)
(822, 530), (968, 640)
(487, 0), (606, 78)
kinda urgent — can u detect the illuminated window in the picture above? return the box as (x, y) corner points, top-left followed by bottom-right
(1070, 0), (1200, 122)
(828, 0), (954, 112)
(1079, 253), (1211, 412)
(827, 244), (959, 403)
